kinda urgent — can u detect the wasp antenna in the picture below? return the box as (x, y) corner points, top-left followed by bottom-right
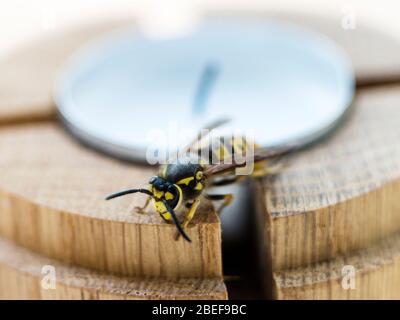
(105, 188), (153, 200)
(163, 200), (192, 243)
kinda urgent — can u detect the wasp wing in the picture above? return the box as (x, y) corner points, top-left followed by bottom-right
(203, 144), (296, 178)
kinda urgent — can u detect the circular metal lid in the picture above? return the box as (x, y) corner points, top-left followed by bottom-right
(55, 17), (355, 163)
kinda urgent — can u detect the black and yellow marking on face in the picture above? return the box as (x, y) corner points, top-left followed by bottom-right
(153, 189), (164, 199)
(165, 192), (174, 200)
(150, 182), (184, 222)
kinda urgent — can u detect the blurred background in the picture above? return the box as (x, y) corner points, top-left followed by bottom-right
(1, 0), (400, 58)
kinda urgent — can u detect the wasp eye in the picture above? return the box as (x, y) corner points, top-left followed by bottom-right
(196, 171), (203, 180)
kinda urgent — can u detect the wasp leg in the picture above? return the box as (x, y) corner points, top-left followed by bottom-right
(134, 196), (151, 214)
(175, 199), (200, 241)
(205, 193), (234, 215)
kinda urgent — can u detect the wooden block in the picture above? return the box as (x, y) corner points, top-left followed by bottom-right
(0, 123), (222, 279)
(273, 231), (400, 300)
(256, 86), (400, 273)
(0, 237), (227, 300)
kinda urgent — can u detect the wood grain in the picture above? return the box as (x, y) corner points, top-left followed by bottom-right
(0, 123), (222, 279)
(273, 231), (400, 300)
(0, 237), (227, 300)
(256, 86), (400, 273)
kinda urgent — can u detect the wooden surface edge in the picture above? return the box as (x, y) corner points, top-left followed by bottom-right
(272, 231), (400, 299)
(0, 237), (227, 300)
(0, 123), (223, 279)
(257, 86), (400, 270)
(269, 178), (400, 270)
(0, 187), (223, 279)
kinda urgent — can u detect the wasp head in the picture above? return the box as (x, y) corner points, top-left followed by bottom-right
(148, 176), (181, 204)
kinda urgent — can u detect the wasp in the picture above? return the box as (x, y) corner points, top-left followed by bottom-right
(105, 121), (293, 242)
